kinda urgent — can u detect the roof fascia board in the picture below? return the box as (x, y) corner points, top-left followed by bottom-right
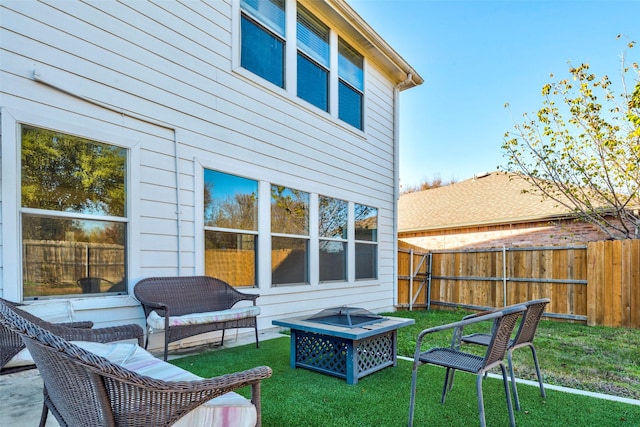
(308, 0), (423, 88)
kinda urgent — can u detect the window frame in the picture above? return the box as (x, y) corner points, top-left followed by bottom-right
(240, 0), (287, 89)
(270, 184), (310, 286)
(203, 169), (260, 288)
(353, 203), (378, 280)
(318, 195), (348, 283)
(296, 3), (330, 111)
(1, 109), (139, 302)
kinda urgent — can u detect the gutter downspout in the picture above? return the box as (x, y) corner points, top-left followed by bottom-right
(393, 73), (413, 308)
(32, 69), (184, 274)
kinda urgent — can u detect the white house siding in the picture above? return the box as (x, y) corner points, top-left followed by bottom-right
(0, 0), (421, 351)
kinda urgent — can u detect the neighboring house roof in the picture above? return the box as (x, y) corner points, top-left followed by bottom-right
(398, 171), (575, 232)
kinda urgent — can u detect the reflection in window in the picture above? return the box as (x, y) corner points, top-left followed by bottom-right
(297, 4), (329, 111)
(271, 185), (309, 285)
(204, 170), (258, 287)
(20, 125), (127, 298)
(319, 196), (347, 282)
(241, 0), (285, 88)
(338, 38), (364, 130)
(354, 204), (377, 280)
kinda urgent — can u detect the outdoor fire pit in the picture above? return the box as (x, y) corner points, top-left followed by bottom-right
(273, 307), (414, 384)
(307, 306), (384, 328)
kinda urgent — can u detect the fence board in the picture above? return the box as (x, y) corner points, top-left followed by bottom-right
(398, 240), (639, 328)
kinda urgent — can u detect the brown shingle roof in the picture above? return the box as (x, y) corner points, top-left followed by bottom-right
(398, 171), (574, 232)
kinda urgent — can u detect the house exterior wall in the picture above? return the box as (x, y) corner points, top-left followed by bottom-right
(0, 0), (415, 347)
(399, 218), (610, 250)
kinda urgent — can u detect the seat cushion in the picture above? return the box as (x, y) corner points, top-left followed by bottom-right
(73, 341), (257, 427)
(146, 306), (261, 331)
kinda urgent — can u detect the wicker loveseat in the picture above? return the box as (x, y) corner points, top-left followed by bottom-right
(134, 276), (260, 360)
(0, 299), (272, 427)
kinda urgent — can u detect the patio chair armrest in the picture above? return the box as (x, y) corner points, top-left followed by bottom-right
(462, 309), (496, 320)
(60, 321), (94, 329)
(101, 364), (273, 425)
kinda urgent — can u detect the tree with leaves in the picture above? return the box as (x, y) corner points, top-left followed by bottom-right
(502, 37), (640, 239)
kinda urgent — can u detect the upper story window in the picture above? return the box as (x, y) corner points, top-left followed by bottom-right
(296, 4), (329, 111)
(21, 125), (128, 298)
(238, 2), (366, 131)
(240, 0), (286, 88)
(354, 203), (377, 280)
(319, 195), (348, 282)
(338, 38), (364, 130)
(271, 185), (309, 285)
(203, 170), (258, 287)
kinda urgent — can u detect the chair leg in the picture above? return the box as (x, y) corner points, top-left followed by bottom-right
(408, 365), (420, 427)
(441, 368), (455, 404)
(507, 349), (521, 411)
(163, 331), (169, 361)
(500, 363), (516, 427)
(476, 372), (487, 427)
(255, 323), (260, 348)
(529, 343), (546, 398)
(38, 400), (48, 427)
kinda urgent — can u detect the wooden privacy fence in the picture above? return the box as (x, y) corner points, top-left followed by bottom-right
(398, 240), (640, 328)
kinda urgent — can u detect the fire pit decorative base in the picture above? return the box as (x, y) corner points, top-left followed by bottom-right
(273, 307), (414, 384)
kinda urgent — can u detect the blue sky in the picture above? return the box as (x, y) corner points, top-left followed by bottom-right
(347, 0), (639, 188)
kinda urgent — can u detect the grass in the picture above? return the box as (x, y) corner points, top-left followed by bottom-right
(171, 309), (640, 427)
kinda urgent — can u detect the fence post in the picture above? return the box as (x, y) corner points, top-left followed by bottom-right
(409, 249), (414, 311)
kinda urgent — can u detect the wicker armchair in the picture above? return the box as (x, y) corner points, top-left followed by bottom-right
(0, 297), (143, 374)
(408, 305), (526, 427)
(461, 298), (551, 410)
(0, 299), (272, 427)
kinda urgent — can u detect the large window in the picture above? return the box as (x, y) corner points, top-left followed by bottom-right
(354, 204), (377, 280)
(296, 4), (329, 111)
(241, 0), (286, 88)
(271, 185), (309, 285)
(20, 125), (127, 298)
(204, 170), (258, 287)
(338, 38), (364, 130)
(319, 196), (347, 282)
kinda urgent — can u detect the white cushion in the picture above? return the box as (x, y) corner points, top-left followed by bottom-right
(146, 306), (260, 331)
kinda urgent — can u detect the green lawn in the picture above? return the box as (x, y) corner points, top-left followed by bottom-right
(171, 309), (639, 426)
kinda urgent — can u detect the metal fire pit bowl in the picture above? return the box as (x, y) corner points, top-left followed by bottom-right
(306, 306), (384, 328)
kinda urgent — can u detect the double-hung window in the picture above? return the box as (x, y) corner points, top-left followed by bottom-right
(20, 125), (127, 298)
(203, 170), (258, 287)
(318, 196), (348, 282)
(338, 38), (364, 130)
(271, 185), (309, 285)
(240, 0), (286, 88)
(296, 4), (330, 111)
(354, 204), (377, 280)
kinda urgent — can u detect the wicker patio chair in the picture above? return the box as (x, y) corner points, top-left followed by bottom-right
(408, 304), (526, 427)
(460, 298), (550, 410)
(0, 297), (143, 373)
(0, 300), (272, 427)
(0, 297), (144, 426)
